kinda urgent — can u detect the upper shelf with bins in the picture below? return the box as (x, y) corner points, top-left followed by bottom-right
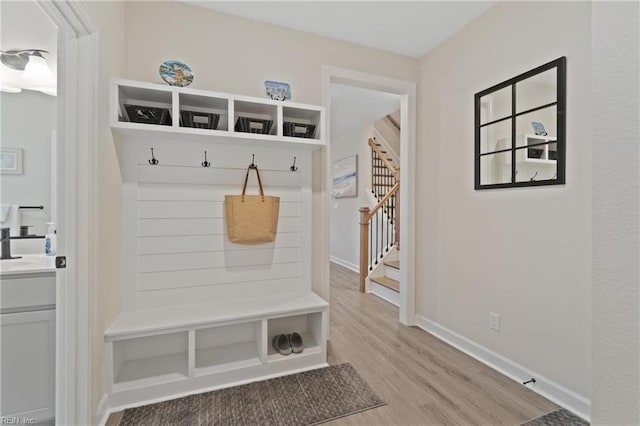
(110, 79), (325, 150)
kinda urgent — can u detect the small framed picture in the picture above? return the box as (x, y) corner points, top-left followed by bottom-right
(531, 121), (548, 136)
(0, 148), (23, 175)
(333, 155), (358, 198)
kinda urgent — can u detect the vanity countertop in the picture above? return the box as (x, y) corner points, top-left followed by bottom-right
(0, 254), (56, 276)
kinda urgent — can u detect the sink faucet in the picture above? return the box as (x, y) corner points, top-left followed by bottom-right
(1, 228), (21, 260)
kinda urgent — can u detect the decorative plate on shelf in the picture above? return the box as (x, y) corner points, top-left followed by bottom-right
(265, 80), (291, 101)
(159, 60), (194, 87)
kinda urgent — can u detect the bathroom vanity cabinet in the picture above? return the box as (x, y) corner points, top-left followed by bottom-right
(1, 262), (56, 423)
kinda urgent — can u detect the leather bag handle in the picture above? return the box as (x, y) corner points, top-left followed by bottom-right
(241, 166), (265, 201)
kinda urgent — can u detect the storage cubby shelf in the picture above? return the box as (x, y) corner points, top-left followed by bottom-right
(267, 332), (321, 362)
(195, 342), (261, 376)
(105, 293), (328, 402)
(111, 79), (325, 150)
(114, 352), (188, 390)
(500, 134), (557, 165)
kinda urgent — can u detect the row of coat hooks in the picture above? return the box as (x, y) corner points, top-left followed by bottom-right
(147, 148), (299, 172)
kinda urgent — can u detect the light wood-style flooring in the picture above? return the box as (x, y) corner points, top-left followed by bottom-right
(107, 263), (557, 425)
(326, 263), (557, 425)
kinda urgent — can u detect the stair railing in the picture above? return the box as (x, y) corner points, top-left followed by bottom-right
(359, 138), (400, 292)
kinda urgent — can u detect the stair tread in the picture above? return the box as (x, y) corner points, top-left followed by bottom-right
(384, 260), (400, 270)
(370, 276), (399, 292)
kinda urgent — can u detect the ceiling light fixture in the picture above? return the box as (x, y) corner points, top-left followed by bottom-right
(0, 49), (56, 96)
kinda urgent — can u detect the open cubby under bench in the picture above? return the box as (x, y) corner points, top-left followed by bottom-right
(104, 292), (328, 408)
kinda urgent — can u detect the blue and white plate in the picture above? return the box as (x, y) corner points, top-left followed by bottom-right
(159, 60), (194, 87)
(265, 80), (291, 101)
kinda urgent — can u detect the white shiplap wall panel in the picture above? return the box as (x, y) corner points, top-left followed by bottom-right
(138, 184), (302, 202)
(137, 278), (302, 309)
(137, 233), (301, 255)
(137, 216), (300, 236)
(138, 262), (300, 291)
(138, 248), (301, 273)
(121, 140), (312, 309)
(138, 201), (301, 219)
(138, 165), (301, 187)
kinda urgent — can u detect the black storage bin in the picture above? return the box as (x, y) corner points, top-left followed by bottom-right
(124, 104), (172, 126)
(180, 111), (220, 129)
(235, 117), (273, 134)
(528, 148), (544, 159)
(284, 122), (316, 138)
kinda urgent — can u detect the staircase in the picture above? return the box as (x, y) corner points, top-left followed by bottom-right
(371, 260), (400, 290)
(369, 259), (400, 305)
(359, 136), (400, 298)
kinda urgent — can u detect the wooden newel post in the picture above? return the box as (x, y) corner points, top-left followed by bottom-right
(359, 207), (370, 293)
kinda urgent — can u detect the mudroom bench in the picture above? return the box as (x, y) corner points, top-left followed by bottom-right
(106, 78), (327, 411)
(105, 292), (328, 408)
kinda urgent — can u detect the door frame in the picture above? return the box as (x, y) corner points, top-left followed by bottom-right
(36, 1), (97, 424)
(321, 66), (417, 325)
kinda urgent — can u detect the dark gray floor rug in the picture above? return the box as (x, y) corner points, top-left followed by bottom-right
(521, 408), (589, 426)
(119, 363), (386, 426)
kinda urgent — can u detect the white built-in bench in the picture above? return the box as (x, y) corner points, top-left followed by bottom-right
(106, 79), (328, 412)
(105, 292), (328, 409)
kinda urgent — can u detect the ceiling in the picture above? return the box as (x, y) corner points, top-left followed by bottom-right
(184, 1), (495, 58)
(330, 83), (399, 139)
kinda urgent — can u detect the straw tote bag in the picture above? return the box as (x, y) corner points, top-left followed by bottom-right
(225, 165), (280, 244)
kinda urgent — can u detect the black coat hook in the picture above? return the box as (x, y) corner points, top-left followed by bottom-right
(201, 150), (211, 167)
(148, 148), (158, 165)
(249, 154), (257, 169)
(290, 156), (298, 172)
(530, 171), (538, 181)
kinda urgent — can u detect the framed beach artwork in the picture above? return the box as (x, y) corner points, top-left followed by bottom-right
(333, 155), (357, 198)
(0, 148), (23, 175)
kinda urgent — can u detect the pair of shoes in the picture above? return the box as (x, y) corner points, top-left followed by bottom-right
(272, 332), (304, 356)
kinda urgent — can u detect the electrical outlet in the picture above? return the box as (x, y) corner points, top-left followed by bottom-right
(489, 312), (501, 331)
(334, 202), (338, 209)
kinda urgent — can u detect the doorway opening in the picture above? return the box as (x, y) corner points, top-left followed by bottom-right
(322, 66), (416, 325)
(1, 2), (59, 424)
(328, 83), (401, 305)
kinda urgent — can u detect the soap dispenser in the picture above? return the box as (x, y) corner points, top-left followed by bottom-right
(45, 222), (56, 256)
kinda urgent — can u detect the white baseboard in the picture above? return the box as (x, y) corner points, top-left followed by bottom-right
(330, 256), (359, 273)
(414, 315), (591, 422)
(96, 393), (110, 426)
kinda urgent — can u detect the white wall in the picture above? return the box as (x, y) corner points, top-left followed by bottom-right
(84, 1), (126, 421)
(417, 1), (592, 402)
(123, 3), (417, 106)
(591, 2), (640, 424)
(121, 1), (418, 301)
(0, 91), (56, 235)
(85, 1), (416, 416)
(330, 124), (373, 271)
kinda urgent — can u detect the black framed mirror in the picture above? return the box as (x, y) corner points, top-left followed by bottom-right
(475, 57), (566, 189)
